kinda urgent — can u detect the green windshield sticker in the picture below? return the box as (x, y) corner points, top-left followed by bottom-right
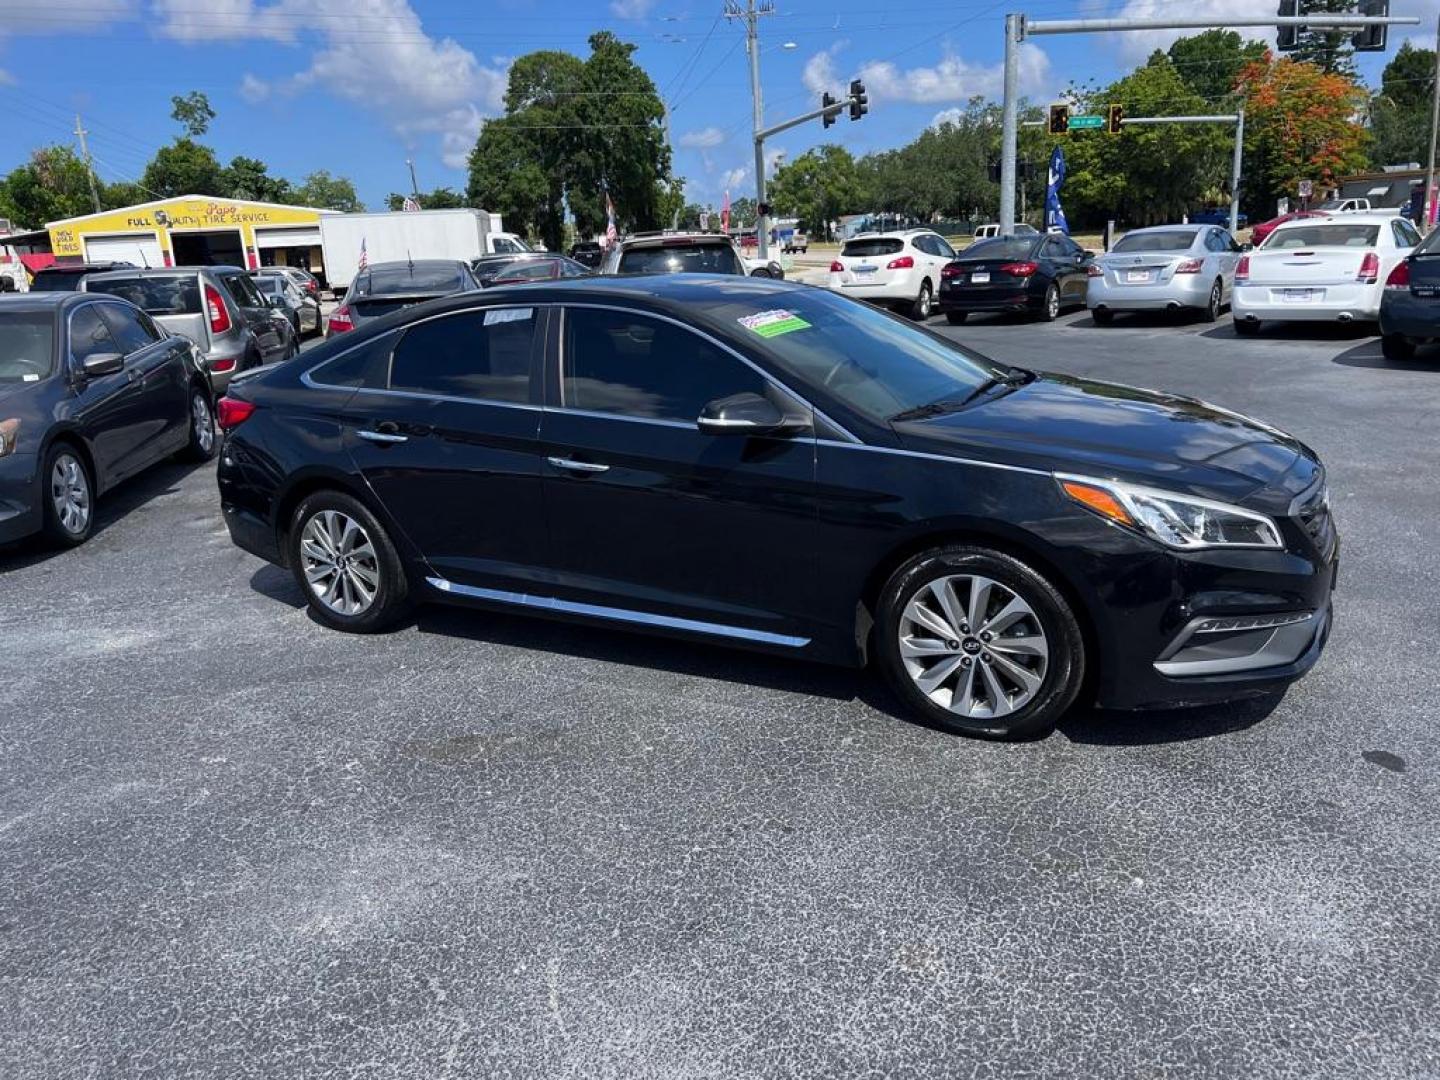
(739, 309), (812, 338)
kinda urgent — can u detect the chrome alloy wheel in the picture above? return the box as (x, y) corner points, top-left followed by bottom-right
(898, 573), (1049, 719)
(300, 510), (380, 616)
(50, 454), (90, 536)
(1045, 285), (1060, 319)
(192, 393), (215, 454)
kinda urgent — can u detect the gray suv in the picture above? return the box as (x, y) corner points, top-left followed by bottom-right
(82, 266), (296, 393)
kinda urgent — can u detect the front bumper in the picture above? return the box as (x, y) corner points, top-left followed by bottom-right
(0, 452), (42, 546)
(1233, 281), (1380, 322)
(1088, 274), (1213, 311)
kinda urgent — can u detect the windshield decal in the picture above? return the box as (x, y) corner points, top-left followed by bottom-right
(738, 309), (811, 338)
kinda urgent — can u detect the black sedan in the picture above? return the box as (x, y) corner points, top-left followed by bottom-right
(326, 259), (480, 337)
(1379, 226), (1440, 360)
(0, 293), (216, 547)
(216, 275), (1336, 739)
(470, 253), (592, 287)
(938, 233), (1093, 324)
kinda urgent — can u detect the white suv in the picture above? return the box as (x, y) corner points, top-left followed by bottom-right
(827, 229), (958, 319)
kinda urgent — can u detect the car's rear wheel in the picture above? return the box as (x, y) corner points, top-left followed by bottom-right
(1040, 283), (1060, 321)
(1234, 318), (1261, 337)
(875, 545), (1085, 740)
(945, 311), (968, 325)
(1202, 279), (1223, 322)
(1382, 333), (1416, 361)
(911, 280), (934, 321)
(290, 491), (410, 632)
(178, 385), (217, 462)
(41, 443), (94, 547)
(1090, 308), (1114, 326)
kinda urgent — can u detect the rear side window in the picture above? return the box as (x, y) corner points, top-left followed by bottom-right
(96, 303), (160, 353)
(1392, 218), (1421, 248)
(389, 308), (536, 402)
(219, 272), (264, 308)
(308, 331), (398, 389)
(86, 275), (201, 315)
(842, 238), (904, 257)
(1113, 231), (1198, 253)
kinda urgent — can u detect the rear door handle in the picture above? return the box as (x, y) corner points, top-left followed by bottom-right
(547, 456), (610, 474)
(358, 429), (408, 444)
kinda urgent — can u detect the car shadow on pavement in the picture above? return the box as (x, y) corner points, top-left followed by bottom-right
(1198, 321), (1375, 343)
(0, 460), (215, 573)
(1068, 311), (1210, 331)
(1331, 339), (1440, 372)
(1056, 690), (1286, 746)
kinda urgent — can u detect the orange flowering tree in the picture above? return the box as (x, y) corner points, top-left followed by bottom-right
(1236, 53), (1370, 215)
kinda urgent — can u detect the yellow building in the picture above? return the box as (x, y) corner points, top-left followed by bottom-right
(47, 195), (338, 283)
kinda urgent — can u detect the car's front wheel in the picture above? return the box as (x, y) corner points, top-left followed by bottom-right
(875, 545), (1085, 740)
(289, 491), (410, 632)
(40, 443), (94, 547)
(1382, 333), (1416, 361)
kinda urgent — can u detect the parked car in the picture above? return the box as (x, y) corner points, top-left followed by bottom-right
(82, 266), (295, 394)
(29, 263), (135, 293)
(937, 232), (1091, 324)
(569, 241), (604, 269)
(256, 265), (320, 299)
(781, 231), (808, 254)
(471, 253), (592, 287)
(1378, 224), (1440, 360)
(0, 292), (216, 547)
(216, 274), (1336, 740)
(1188, 207), (1247, 227)
(972, 223), (1038, 242)
(326, 259), (480, 336)
(1086, 225), (1242, 324)
(1250, 210), (1329, 247)
(1232, 213), (1421, 335)
(251, 273), (321, 337)
(828, 229), (961, 320)
(602, 232), (781, 279)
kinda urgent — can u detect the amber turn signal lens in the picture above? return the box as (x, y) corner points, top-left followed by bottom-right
(1061, 480), (1134, 526)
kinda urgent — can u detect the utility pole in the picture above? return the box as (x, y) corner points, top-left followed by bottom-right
(727, 0), (774, 259)
(406, 158), (420, 200)
(1229, 103), (1245, 236)
(1426, 13), (1440, 231)
(73, 114), (101, 215)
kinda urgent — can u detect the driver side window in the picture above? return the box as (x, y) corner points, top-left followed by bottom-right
(69, 306), (121, 368)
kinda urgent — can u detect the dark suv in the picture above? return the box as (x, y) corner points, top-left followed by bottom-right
(602, 232), (783, 279)
(30, 263), (136, 293)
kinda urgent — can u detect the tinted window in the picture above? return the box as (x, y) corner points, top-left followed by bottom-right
(494, 260), (556, 282)
(617, 244), (742, 275)
(1113, 230), (1198, 253)
(97, 303), (159, 353)
(1040, 237), (1065, 259)
(389, 308), (535, 402)
(87, 274), (202, 315)
(964, 238), (1036, 261)
(1265, 223), (1379, 249)
(0, 311), (55, 382)
(309, 331), (398, 389)
(31, 269), (90, 293)
(1392, 218), (1421, 248)
(69, 305), (120, 365)
(252, 276), (285, 296)
(912, 235), (936, 256)
(934, 236), (957, 259)
(562, 308), (764, 421)
(220, 272), (264, 308)
(842, 238), (904, 257)
(357, 264), (467, 296)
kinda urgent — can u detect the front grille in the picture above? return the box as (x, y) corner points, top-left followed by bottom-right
(1293, 476), (1336, 557)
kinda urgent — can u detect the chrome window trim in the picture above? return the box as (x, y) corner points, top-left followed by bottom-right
(813, 439), (1050, 477)
(425, 575), (810, 648)
(64, 299), (123, 370)
(553, 302), (861, 443)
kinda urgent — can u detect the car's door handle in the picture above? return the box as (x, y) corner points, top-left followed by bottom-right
(547, 456), (610, 474)
(358, 429), (408, 444)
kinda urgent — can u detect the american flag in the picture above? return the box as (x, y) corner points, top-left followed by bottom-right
(357, 238), (368, 272)
(604, 192), (618, 248)
(402, 196), (421, 212)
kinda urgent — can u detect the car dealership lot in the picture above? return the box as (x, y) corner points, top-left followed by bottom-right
(2, 313), (1437, 1078)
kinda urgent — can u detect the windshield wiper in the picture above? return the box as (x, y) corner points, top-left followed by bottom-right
(889, 368), (1033, 423)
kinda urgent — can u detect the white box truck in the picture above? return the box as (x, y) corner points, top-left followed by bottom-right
(320, 209), (531, 294)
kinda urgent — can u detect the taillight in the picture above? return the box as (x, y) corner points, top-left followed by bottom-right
(1386, 260), (1411, 289)
(1357, 252), (1379, 284)
(211, 358), (236, 373)
(829, 260), (844, 272)
(1235, 255), (1250, 282)
(216, 396), (256, 431)
(204, 284), (232, 334)
(940, 264), (963, 278)
(327, 305), (354, 334)
(999, 261), (1038, 277)
(1086, 263), (1104, 277)
(887, 255), (915, 269)
(1175, 258), (1203, 274)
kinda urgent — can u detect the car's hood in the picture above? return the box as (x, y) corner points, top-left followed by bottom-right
(892, 373), (1319, 507)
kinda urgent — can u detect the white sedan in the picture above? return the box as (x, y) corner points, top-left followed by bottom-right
(1232, 213), (1422, 334)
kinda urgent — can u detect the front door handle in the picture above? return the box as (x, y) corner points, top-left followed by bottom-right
(358, 429), (408, 444)
(547, 456), (610, 474)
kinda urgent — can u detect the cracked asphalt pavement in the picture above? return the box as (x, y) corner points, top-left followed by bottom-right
(1, 311), (1437, 1078)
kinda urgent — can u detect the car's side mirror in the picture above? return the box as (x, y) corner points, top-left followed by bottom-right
(81, 352), (124, 378)
(697, 392), (805, 437)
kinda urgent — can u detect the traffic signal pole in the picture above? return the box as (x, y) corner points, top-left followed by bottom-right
(998, 11), (1418, 233)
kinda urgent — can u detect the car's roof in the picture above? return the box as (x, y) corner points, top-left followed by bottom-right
(35, 262), (130, 274)
(86, 265), (239, 281)
(0, 292), (95, 312)
(1271, 212), (1393, 227)
(1127, 225), (1204, 233)
(618, 232), (735, 247)
(365, 259), (468, 271)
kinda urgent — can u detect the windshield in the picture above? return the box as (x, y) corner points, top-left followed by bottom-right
(964, 238), (1036, 261)
(1113, 230), (1197, 253)
(842, 238), (904, 257)
(0, 311), (55, 382)
(618, 244), (741, 275)
(1263, 223), (1379, 249)
(86, 275), (202, 315)
(356, 265), (467, 296)
(697, 288), (1002, 425)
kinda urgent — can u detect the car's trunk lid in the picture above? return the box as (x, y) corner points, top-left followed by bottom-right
(1245, 246), (1371, 286)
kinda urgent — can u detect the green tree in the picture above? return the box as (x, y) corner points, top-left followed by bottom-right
(170, 91), (216, 139)
(0, 146), (96, 226)
(102, 181), (147, 210)
(1370, 42), (1434, 167)
(769, 145), (865, 234)
(293, 170), (363, 212)
(223, 156), (292, 203)
(142, 138), (226, 198)
(1168, 30), (1267, 101)
(385, 187), (467, 211)
(469, 116), (561, 245)
(1293, 0), (1358, 77)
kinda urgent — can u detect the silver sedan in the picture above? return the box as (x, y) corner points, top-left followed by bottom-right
(1087, 224), (1243, 324)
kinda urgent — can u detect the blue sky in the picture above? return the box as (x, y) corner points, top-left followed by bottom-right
(0, 0), (1421, 215)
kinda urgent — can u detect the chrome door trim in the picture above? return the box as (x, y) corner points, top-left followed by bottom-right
(425, 576), (811, 648)
(546, 456), (610, 473)
(357, 429), (408, 444)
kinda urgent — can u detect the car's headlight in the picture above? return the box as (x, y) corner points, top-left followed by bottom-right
(0, 419), (18, 458)
(1057, 474), (1283, 550)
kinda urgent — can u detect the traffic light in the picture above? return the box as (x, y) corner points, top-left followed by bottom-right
(1277, 0), (1301, 52)
(1106, 103), (1124, 135)
(1048, 103), (1070, 135)
(757, 202), (772, 218)
(849, 79), (868, 121)
(1353, 0), (1388, 51)
(822, 91), (838, 129)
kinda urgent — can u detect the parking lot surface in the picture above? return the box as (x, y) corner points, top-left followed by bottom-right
(2, 312), (1437, 1078)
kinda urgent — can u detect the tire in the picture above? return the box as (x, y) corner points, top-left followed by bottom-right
(289, 491), (411, 633)
(1202, 278), (1223, 322)
(874, 545), (1086, 740)
(1040, 283), (1060, 322)
(1234, 318), (1261, 337)
(1382, 333), (1416, 361)
(945, 311), (968, 325)
(1090, 308), (1114, 326)
(178, 384), (217, 463)
(910, 280), (934, 321)
(40, 442), (94, 547)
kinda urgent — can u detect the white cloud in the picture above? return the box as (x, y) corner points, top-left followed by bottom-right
(238, 73), (270, 103)
(680, 125), (726, 149)
(931, 107), (964, 128)
(609, 0), (656, 17)
(1112, 0), (1277, 60)
(856, 43), (1050, 104)
(2, 0), (135, 33)
(802, 40), (849, 95)
(720, 166), (747, 191)
(0, 68), (14, 86)
(151, 0), (299, 43)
